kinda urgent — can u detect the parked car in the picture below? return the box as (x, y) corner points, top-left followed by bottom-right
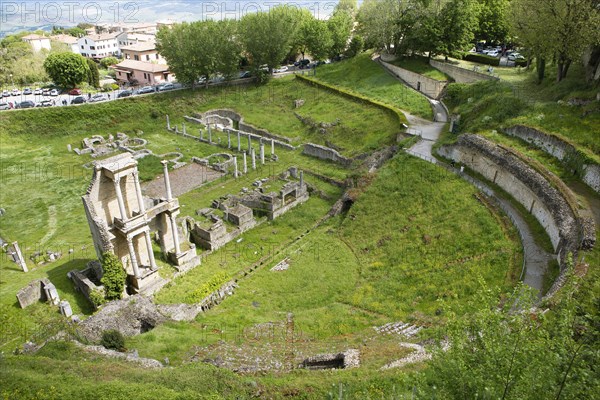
(487, 50), (500, 57)
(36, 100), (53, 107)
(137, 86), (155, 94)
(23, 87), (32, 95)
(16, 100), (35, 108)
(117, 90), (133, 98)
(273, 66), (288, 73)
(208, 76), (224, 85)
(296, 59), (310, 69)
(89, 93), (108, 102)
(33, 88), (42, 95)
(71, 96), (86, 104)
(238, 71), (252, 79)
(508, 52), (525, 61)
(2, 90), (9, 97)
(157, 83), (175, 91)
(49, 89), (60, 96)
(0, 102), (10, 110)
(42, 88), (51, 95)
(12, 89), (21, 96)
(68, 88), (82, 95)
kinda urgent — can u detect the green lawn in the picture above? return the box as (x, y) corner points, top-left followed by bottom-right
(390, 56), (450, 81)
(313, 52), (433, 119)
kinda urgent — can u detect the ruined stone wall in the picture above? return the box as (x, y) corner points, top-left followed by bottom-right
(505, 125), (600, 194)
(438, 134), (580, 260)
(430, 59), (499, 83)
(378, 59), (448, 99)
(16, 279), (50, 308)
(303, 143), (352, 167)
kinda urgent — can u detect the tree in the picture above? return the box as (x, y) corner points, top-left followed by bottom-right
(157, 20), (241, 87)
(475, 0), (511, 44)
(86, 58), (99, 88)
(99, 57), (118, 69)
(100, 252), (127, 301)
(437, 0), (480, 59)
(345, 35), (364, 58)
(298, 17), (333, 61)
(240, 5), (301, 74)
(510, 0), (600, 82)
(43, 52), (89, 88)
(328, 5), (354, 59)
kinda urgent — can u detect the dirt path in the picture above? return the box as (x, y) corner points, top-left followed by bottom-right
(142, 163), (225, 198)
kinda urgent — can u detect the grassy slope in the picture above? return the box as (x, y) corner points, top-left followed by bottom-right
(391, 56), (450, 81)
(442, 60), (600, 160)
(312, 52), (433, 119)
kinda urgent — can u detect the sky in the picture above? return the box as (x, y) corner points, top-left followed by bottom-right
(0, 0), (354, 36)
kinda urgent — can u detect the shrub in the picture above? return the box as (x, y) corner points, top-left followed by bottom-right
(100, 252), (127, 301)
(99, 56), (119, 69)
(89, 288), (107, 308)
(464, 53), (500, 66)
(186, 272), (231, 303)
(100, 329), (125, 351)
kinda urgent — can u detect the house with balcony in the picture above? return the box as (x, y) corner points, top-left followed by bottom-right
(117, 32), (156, 47)
(112, 59), (173, 85)
(121, 42), (166, 64)
(78, 33), (120, 59)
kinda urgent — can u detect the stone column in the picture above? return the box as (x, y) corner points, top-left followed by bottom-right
(247, 135), (251, 154)
(12, 242), (27, 272)
(243, 152), (247, 174)
(144, 230), (157, 270)
(126, 236), (141, 278)
(260, 143), (265, 165)
(227, 130), (231, 149)
(271, 139), (275, 155)
(208, 124), (212, 143)
(175, 125), (179, 134)
(161, 161), (173, 201)
(251, 147), (256, 170)
(170, 214), (181, 255)
(237, 131), (241, 151)
(113, 177), (128, 221)
(132, 171), (145, 214)
(200, 129), (204, 141)
(166, 114), (170, 130)
(233, 156), (238, 178)
(300, 170), (304, 187)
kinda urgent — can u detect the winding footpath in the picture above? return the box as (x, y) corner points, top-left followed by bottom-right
(404, 98), (553, 295)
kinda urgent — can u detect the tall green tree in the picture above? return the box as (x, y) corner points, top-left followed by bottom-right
(511, 0), (600, 82)
(86, 58), (99, 88)
(328, 5), (354, 58)
(298, 17), (333, 61)
(475, 0), (511, 44)
(437, 0), (480, 59)
(43, 52), (89, 88)
(240, 5), (301, 74)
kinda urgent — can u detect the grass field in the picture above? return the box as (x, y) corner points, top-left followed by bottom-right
(313, 52), (433, 119)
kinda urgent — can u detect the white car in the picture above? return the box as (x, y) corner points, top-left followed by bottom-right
(33, 88), (42, 95)
(12, 89), (21, 96)
(0, 102), (10, 110)
(49, 89), (60, 96)
(274, 66), (288, 73)
(487, 50), (500, 57)
(508, 53), (525, 61)
(89, 94), (108, 103)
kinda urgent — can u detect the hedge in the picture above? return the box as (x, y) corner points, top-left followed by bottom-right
(464, 53), (501, 66)
(294, 74), (409, 127)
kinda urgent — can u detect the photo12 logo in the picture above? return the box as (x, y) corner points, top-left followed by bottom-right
(1, 1), (140, 24)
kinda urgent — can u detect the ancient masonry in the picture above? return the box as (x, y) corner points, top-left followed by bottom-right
(79, 153), (200, 296)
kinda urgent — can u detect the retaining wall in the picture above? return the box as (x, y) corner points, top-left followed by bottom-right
(505, 125), (600, 194)
(378, 58), (448, 99)
(438, 134), (581, 263)
(430, 59), (499, 83)
(303, 143), (353, 166)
